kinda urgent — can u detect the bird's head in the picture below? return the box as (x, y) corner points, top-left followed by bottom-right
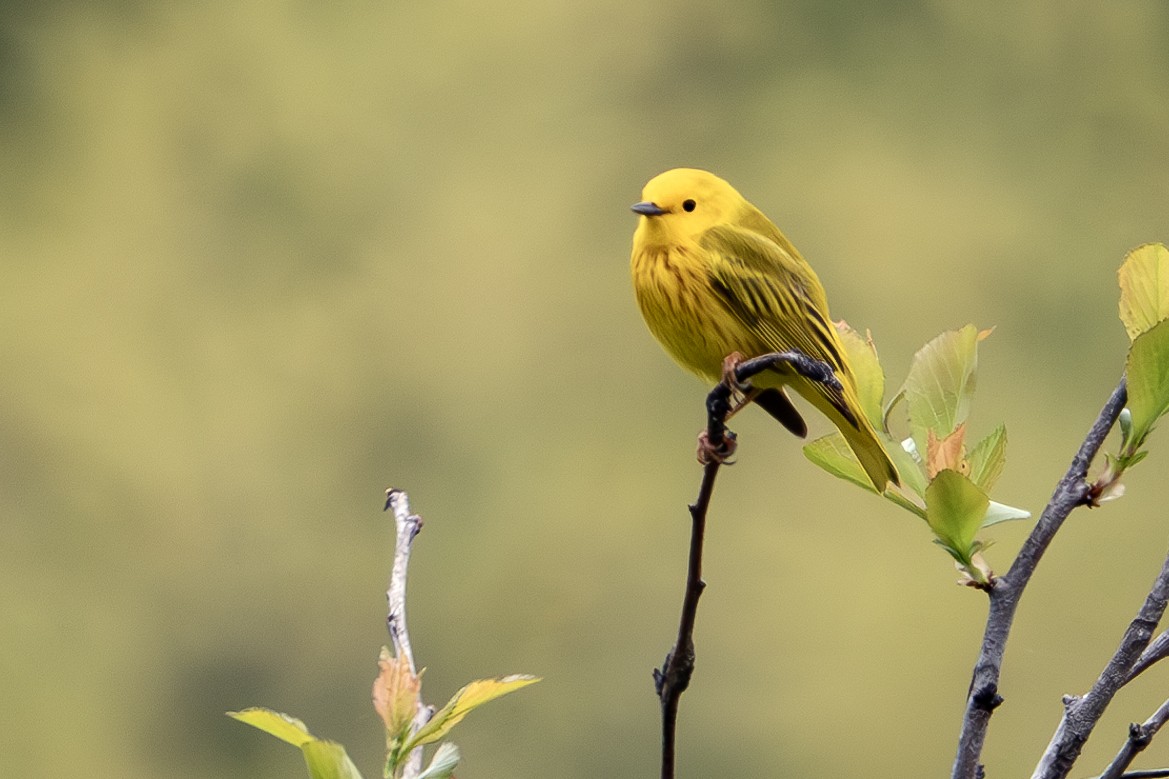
(631, 168), (745, 244)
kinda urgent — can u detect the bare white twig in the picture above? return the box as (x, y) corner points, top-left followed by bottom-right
(385, 488), (424, 673)
(383, 488), (429, 779)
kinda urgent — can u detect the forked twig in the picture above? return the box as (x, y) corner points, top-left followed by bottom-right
(1098, 699), (1169, 779)
(951, 379), (1128, 779)
(1033, 544), (1169, 779)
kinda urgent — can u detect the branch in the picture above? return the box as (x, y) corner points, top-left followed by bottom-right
(654, 350), (839, 779)
(1032, 544), (1169, 779)
(383, 488), (429, 779)
(1126, 629), (1169, 682)
(1098, 700), (1169, 779)
(385, 488), (424, 673)
(653, 458), (718, 779)
(951, 378), (1128, 779)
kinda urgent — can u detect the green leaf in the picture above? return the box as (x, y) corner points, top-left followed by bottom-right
(1125, 318), (1169, 451)
(803, 433), (880, 494)
(228, 708), (315, 747)
(1119, 407), (1133, 446)
(228, 709), (364, 779)
(925, 469), (989, 565)
(1118, 243), (1169, 340)
(417, 743), (461, 779)
(803, 429), (929, 501)
(901, 325), (986, 458)
(882, 387), (906, 438)
(404, 675), (540, 752)
(301, 740), (365, 779)
(890, 437), (928, 499)
(967, 425), (1007, 493)
(805, 433), (931, 517)
(834, 321), (885, 428)
(982, 500), (1031, 527)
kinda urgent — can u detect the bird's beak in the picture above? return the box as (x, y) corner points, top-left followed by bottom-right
(630, 201), (668, 217)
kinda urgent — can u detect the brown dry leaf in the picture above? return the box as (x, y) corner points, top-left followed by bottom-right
(372, 646), (420, 737)
(927, 423), (968, 479)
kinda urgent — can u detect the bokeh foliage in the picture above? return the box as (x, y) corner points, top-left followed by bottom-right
(3, 2), (1169, 778)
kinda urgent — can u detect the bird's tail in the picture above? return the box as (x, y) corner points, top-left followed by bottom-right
(798, 377), (900, 492)
(836, 405), (900, 492)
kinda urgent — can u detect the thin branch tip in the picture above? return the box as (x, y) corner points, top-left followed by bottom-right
(382, 487), (430, 778)
(657, 348), (842, 779)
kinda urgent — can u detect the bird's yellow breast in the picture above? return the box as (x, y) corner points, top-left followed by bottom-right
(630, 242), (741, 384)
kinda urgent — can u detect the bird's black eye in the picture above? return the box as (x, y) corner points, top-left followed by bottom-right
(682, 199), (696, 212)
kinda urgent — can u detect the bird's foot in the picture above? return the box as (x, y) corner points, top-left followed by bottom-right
(718, 352), (758, 420)
(720, 351), (752, 393)
(696, 429), (737, 465)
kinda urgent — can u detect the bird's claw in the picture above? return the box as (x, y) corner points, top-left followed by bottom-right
(720, 351), (752, 394)
(696, 429), (737, 465)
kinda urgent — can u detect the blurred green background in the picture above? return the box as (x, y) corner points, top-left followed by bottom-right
(3, 2), (1169, 777)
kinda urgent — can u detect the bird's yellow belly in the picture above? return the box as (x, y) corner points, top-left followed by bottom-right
(632, 246), (764, 385)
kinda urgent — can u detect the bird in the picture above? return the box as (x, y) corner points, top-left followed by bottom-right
(629, 167), (899, 492)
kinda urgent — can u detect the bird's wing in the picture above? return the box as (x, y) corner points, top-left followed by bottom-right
(702, 224), (897, 489)
(701, 224), (853, 417)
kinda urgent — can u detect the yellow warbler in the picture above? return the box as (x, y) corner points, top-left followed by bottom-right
(629, 168), (898, 491)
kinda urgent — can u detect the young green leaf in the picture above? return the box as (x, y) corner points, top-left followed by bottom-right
(1125, 318), (1169, 451)
(834, 321), (885, 428)
(301, 740), (365, 779)
(404, 675), (540, 752)
(1118, 243), (1169, 340)
(901, 325), (988, 458)
(228, 708), (315, 747)
(804, 433), (929, 516)
(982, 500), (1030, 527)
(416, 743), (461, 779)
(228, 710), (365, 779)
(890, 437), (928, 499)
(925, 469), (990, 566)
(967, 425), (1007, 493)
(803, 433), (880, 494)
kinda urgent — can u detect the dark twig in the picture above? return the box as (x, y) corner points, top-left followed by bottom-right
(951, 379), (1128, 779)
(1098, 700), (1169, 779)
(1126, 630), (1169, 682)
(654, 350), (838, 779)
(1033, 544), (1169, 779)
(654, 458), (718, 779)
